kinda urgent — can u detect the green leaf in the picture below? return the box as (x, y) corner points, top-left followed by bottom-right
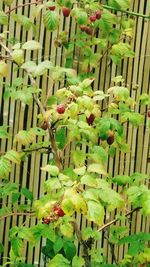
(108, 0), (130, 10)
(32, 4), (44, 18)
(32, 223), (56, 243)
(94, 187), (124, 211)
(21, 61), (52, 77)
(12, 14), (33, 31)
(10, 90), (32, 105)
(81, 174), (97, 187)
(41, 165), (59, 176)
(44, 178), (62, 192)
(89, 248), (103, 264)
(56, 127), (67, 150)
(77, 11), (88, 25)
(21, 61), (36, 73)
(61, 198), (75, 216)
(18, 227), (34, 243)
(4, 150), (21, 164)
(142, 196), (150, 216)
(60, 223), (74, 238)
(47, 96), (58, 106)
(15, 130), (35, 145)
(48, 254), (70, 267)
(97, 10), (116, 32)
(72, 256), (85, 267)
(119, 232), (150, 244)
(12, 49), (24, 65)
(72, 150), (86, 167)
(21, 188), (33, 201)
(63, 188), (87, 214)
(111, 42), (134, 59)
(0, 125), (9, 139)
(89, 146), (108, 164)
(121, 112), (144, 126)
(11, 192), (20, 204)
(138, 248), (150, 263)
(83, 188), (99, 202)
(109, 28), (121, 44)
(0, 157), (11, 179)
(53, 238), (64, 254)
(0, 181), (18, 198)
(33, 195), (57, 218)
(130, 172), (149, 185)
(0, 11), (8, 25)
(108, 146), (116, 157)
(108, 86), (129, 99)
(112, 175), (131, 186)
(73, 166), (86, 175)
(31, 127), (46, 136)
(138, 93), (150, 105)
(82, 227), (100, 241)
(86, 200), (104, 225)
(43, 11), (59, 32)
(11, 237), (23, 257)
(87, 163), (107, 176)
(0, 207), (11, 216)
(64, 241), (76, 260)
(22, 40), (41, 50)
(0, 61), (8, 77)
(34, 61), (53, 76)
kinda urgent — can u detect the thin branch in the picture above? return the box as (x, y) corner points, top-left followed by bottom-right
(102, 5), (150, 19)
(0, 54), (11, 60)
(73, 222), (91, 267)
(104, 235), (118, 264)
(0, 40), (11, 54)
(97, 207), (141, 232)
(0, 212), (35, 221)
(100, 36), (126, 62)
(0, 146), (52, 156)
(6, 0), (43, 15)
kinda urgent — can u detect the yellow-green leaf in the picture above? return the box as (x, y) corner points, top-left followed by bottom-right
(87, 163), (107, 176)
(86, 201), (104, 225)
(4, 150), (21, 164)
(41, 165), (59, 176)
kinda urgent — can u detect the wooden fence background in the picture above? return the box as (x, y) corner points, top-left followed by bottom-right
(0, 0), (150, 266)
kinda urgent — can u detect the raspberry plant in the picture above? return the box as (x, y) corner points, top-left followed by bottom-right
(0, 0), (150, 266)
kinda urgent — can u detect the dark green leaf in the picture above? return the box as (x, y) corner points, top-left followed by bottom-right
(21, 187), (33, 201)
(56, 127), (67, 149)
(64, 241), (76, 260)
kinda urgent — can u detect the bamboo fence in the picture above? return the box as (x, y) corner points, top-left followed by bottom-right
(0, 0), (150, 266)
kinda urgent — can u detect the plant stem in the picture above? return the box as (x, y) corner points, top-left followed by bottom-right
(73, 222), (90, 267)
(97, 207), (141, 232)
(104, 234), (118, 264)
(6, 0), (43, 15)
(0, 212), (35, 221)
(102, 5), (150, 19)
(0, 146), (51, 156)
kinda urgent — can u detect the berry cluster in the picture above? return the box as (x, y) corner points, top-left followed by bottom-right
(42, 205), (65, 225)
(89, 10), (102, 22)
(80, 10), (102, 35)
(46, 4), (71, 17)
